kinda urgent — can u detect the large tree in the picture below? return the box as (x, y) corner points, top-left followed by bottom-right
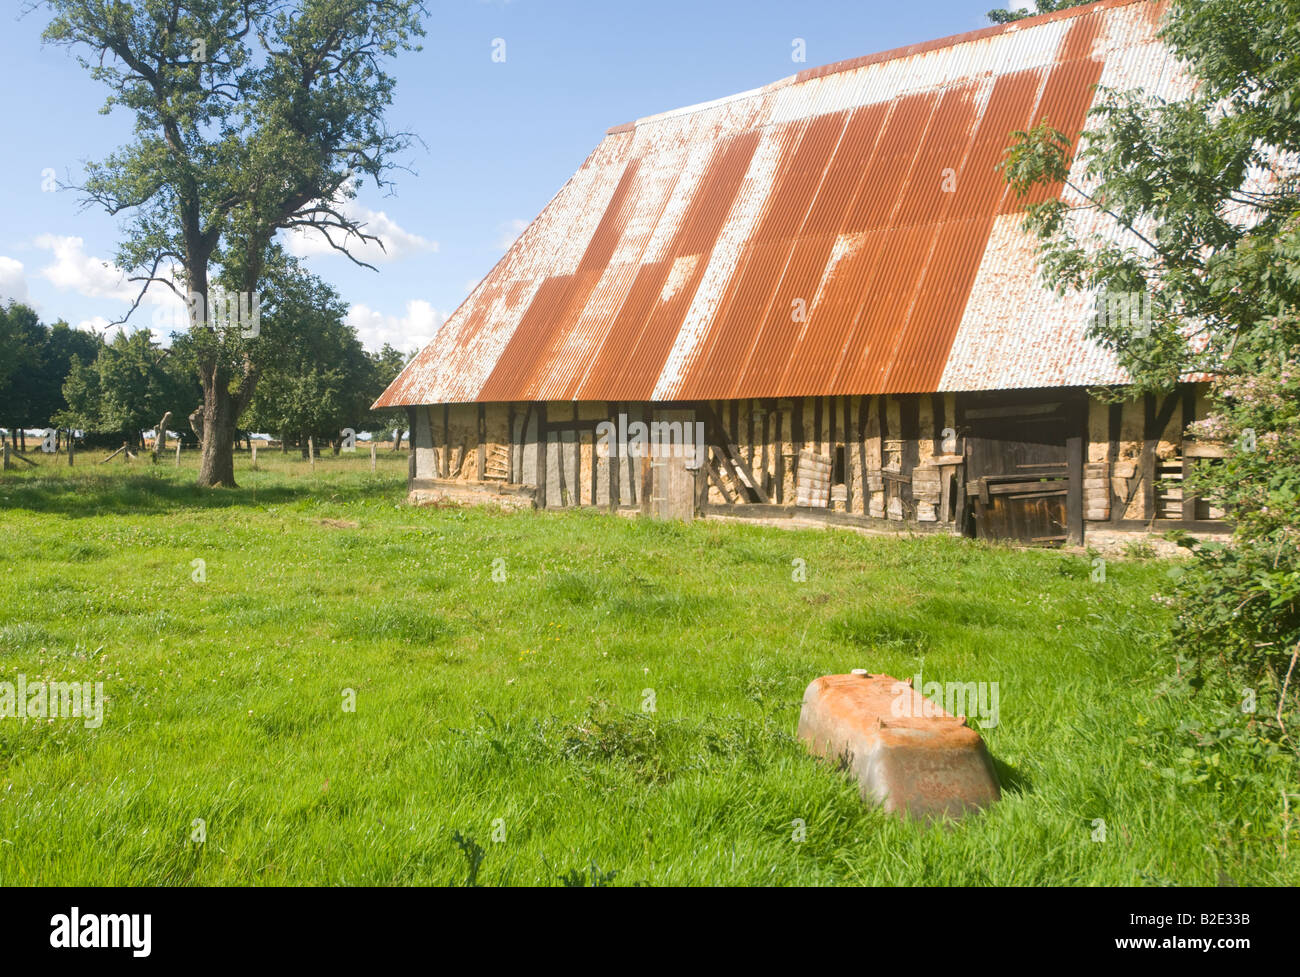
(41, 0), (426, 486)
(1001, 0), (1300, 705)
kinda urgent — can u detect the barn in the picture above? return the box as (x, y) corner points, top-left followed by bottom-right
(373, 0), (1225, 545)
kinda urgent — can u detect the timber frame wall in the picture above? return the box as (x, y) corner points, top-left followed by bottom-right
(406, 383), (1228, 540)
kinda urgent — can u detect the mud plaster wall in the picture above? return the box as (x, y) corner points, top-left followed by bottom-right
(1085, 385), (1206, 521)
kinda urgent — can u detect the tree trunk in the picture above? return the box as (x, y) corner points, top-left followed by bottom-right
(197, 385), (239, 487)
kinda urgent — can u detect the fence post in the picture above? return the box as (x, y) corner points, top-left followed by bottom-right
(370, 441), (376, 473)
(1, 441), (9, 471)
(251, 443), (258, 471)
(68, 431), (75, 467)
(175, 442), (181, 467)
(308, 437), (315, 472)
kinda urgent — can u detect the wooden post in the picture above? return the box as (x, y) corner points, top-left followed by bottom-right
(175, 442), (181, 467)
(67, 431), (75, 467)
(152, 411), (172, 465)
(1066, 399), (1086, 545)
(370, 441), (377, 473)
(122, 440), (129, 464)
(1, 441), (9, 471)
(251, 443), (258, 471)
(308, 437), (315, 472)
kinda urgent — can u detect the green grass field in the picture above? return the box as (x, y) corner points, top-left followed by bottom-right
(0, 449), (1294, 885)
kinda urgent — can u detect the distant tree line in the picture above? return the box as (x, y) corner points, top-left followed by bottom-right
(0, 267), (411, 455)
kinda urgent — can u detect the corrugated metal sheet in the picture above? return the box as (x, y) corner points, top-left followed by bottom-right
(376, 0), (1177, 408)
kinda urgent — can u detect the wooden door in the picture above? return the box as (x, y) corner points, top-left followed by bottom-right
(642, 409), (696, 522)
(961, 393), (1080, 545)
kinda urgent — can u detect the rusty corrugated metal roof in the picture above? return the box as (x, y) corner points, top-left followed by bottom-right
(376, 0), (1181, 408)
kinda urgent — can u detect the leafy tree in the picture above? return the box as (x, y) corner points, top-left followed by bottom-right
(987, 1), (1093, 25)
(42, 0), (426, 486)
(1001, 0), (1300, 715)
(0, 302), (43, 446)
(0, 304), (100, 449)
(58, 329), (199, 446)
(365, 342), (410, 447)
(239, 258), (375, 453)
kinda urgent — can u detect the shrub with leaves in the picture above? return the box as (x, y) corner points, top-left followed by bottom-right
(1001, 0), (1300, 721)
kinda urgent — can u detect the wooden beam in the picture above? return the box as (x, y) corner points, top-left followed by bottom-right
(1142, 391), (1180, 520)
(774, 405), (785, 504)
(1181, 385), (1198, 524)
(930, 393), (946, 455)
(705, 450), (738, 504)
(857, 396), (869, 516)
(536, 403), (547, 508)
(608, 401), (620, 512)
(702, 405), (770, 503)
(899, 395), (919, 511)
(441, 405), (450, 478)
(477, 404), (486, 481)
(845, 397), (854, 514)
(792, 399), (804, 492)
(1108, 399), (1123, 523)
(1066, 425), (1084, 545)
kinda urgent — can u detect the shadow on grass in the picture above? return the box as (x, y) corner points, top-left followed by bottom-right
(992, 755), (1032, 797)
(0, 471), (403, 517)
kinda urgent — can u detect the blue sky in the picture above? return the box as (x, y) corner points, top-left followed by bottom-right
(0, 0), (1028, 353)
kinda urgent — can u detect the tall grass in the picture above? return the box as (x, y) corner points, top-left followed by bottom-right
(0, 452), (1294, 885)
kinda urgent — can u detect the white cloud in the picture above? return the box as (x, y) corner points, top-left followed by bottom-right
(34, 233), (138, 302)
(0, 256), (28, 304)
(346, 299), (446, 353)
(75, 315), (114, 335)
(285, 198), (437, 265)
(496, 218), (528, 250)
(32, 234), (187, 333)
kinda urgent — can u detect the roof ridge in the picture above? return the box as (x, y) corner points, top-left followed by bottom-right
(606, 0), (1147, 135)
